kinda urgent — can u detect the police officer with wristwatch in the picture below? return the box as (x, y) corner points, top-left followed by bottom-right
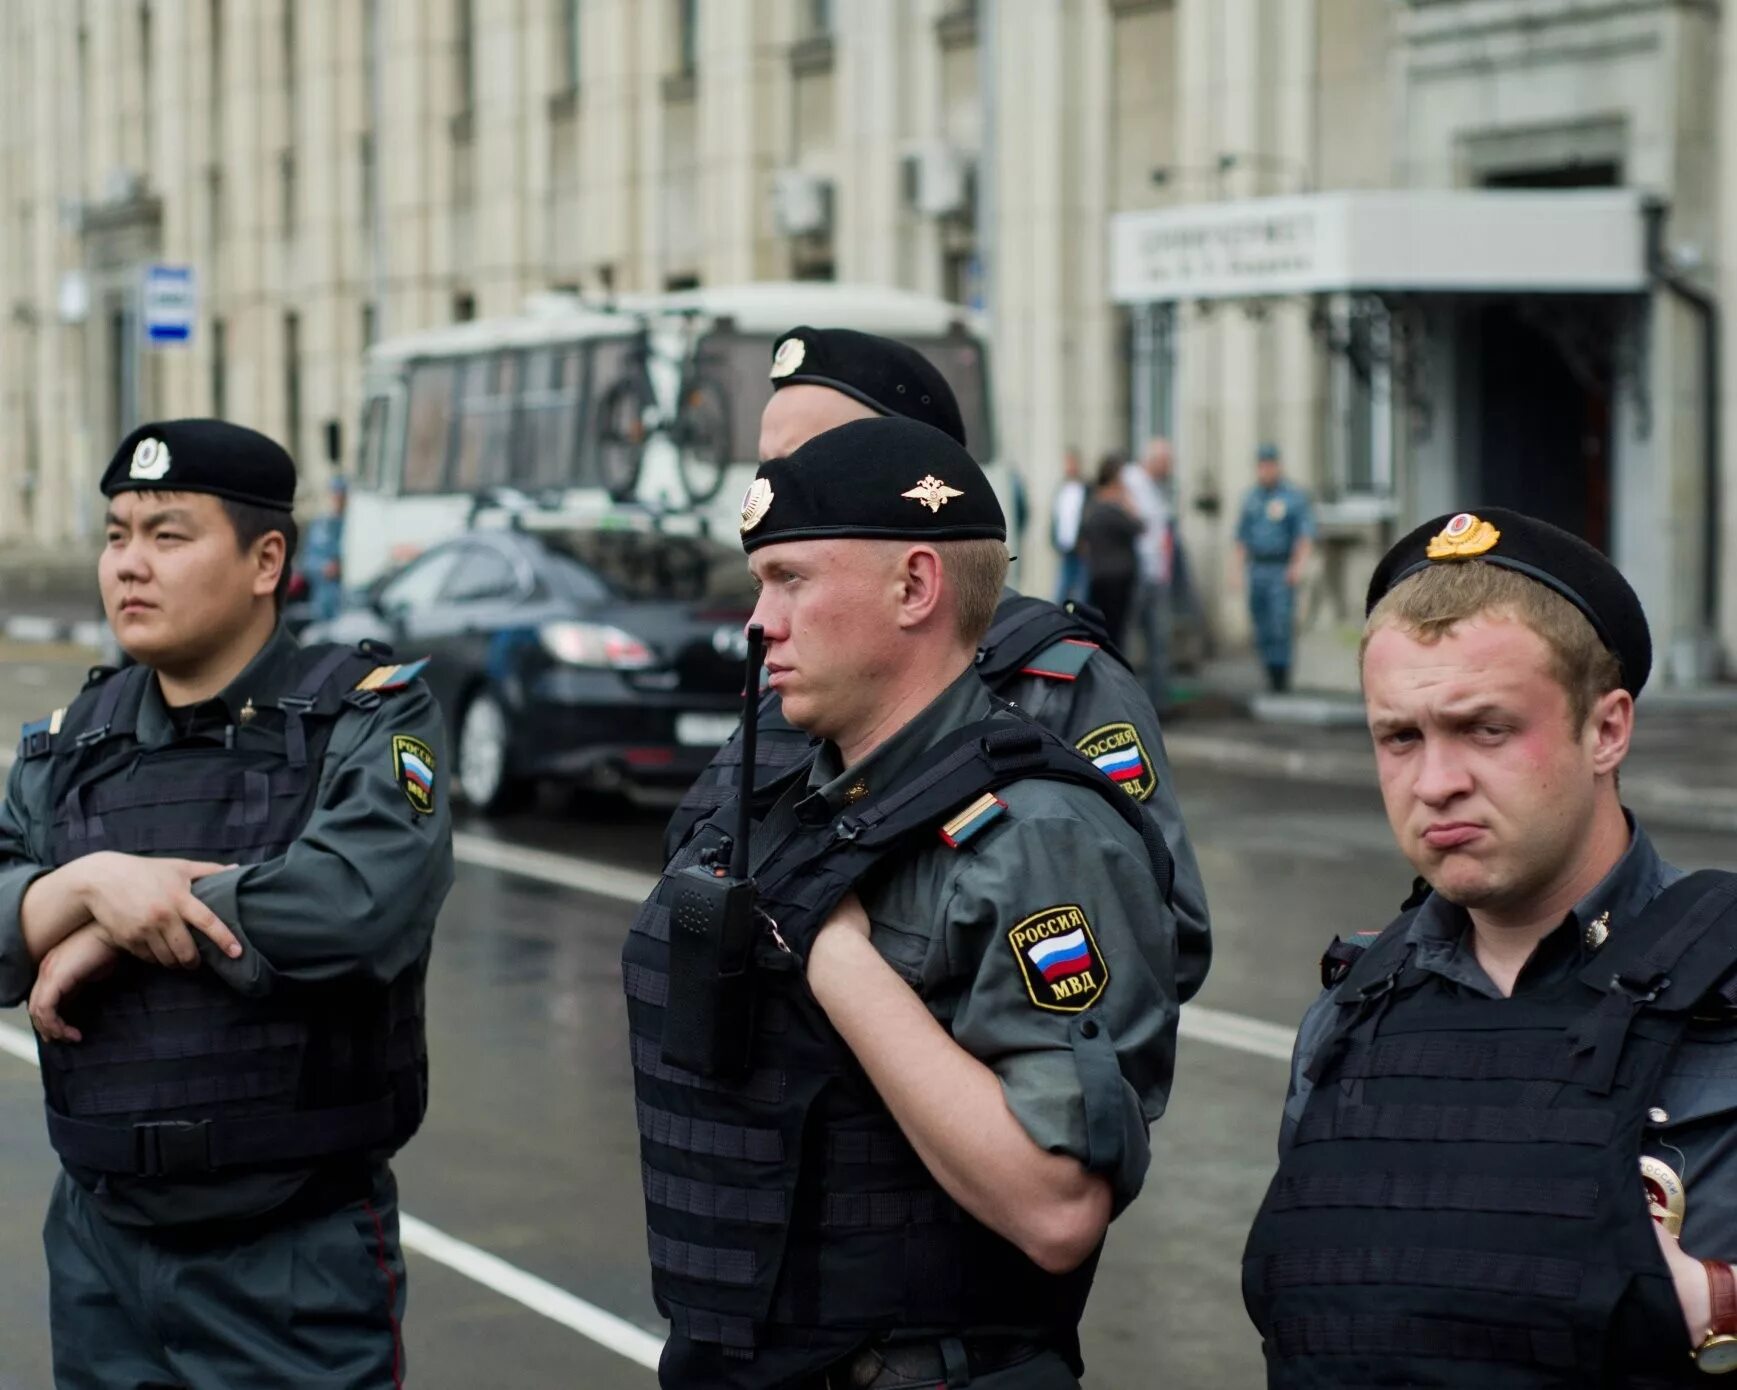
(0, 420), (453, 1388)
(1243, 508), (1737, 1385)
(663, 325), (1211, 1005)
(626, 417), (1181, 1388)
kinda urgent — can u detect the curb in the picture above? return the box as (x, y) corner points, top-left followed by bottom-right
(1164, 733), (1737, 835)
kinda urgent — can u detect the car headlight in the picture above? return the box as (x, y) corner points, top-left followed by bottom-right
(538, 621), (658, 670)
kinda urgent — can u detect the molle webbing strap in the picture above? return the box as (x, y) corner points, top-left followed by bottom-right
(629, 1033), (788, 1106)
(1293, 1102), (1614, 1147)
(1258, 1247), (1583, 1301)
(1268, 1170), (1601, 1220)
(649, 1232), (758, 1287)
(1330, 1035), (1582, 1084)
(643, 1165), (787, 1226)
(820, 1190), (953, 1229)
(1271, 1314), (1577, 1370)
(635, 1100), (783, 1164)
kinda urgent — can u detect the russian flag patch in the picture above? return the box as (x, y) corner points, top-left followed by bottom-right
(1009, 905), (1109, 1013)
(1075, 721), (1156, 803)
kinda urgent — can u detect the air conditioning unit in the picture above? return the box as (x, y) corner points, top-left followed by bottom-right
(901, 143), (974, 219)
(772, 169), (834, 238)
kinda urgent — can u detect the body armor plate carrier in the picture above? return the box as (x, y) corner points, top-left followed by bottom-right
(1243, 871), (1737, 1388)
(32, 645), (429, 1179)
(624, 716), (1172, 1361)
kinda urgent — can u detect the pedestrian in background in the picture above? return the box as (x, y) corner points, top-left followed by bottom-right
(302, 472), (349, 623)
(1079, 455), (1143, 650)
(1121, 439), (1176, 710)
(1234, 443), (1314, 692)
(1051, 448), (1088, 605)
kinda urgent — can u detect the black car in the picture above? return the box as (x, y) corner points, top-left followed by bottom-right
(307, 524), (756, 813)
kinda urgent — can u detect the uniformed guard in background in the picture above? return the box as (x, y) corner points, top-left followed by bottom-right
(0, 419), (454, 1389)
(665, 325), (1211, 1003)
(1243, 508), (1737, 1386)
(1233, 443), (1315, 693)
(625, 417), (1181, 1388)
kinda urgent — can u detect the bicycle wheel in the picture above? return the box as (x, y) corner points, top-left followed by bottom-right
(595, 373), (653, 502)
(673, 376), (733, 505)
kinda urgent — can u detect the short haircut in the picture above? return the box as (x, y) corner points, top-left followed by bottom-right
(1095, 454), (1125, 489)
(221, 499), (300, 611)
(937, 538), (1011, 645)
(1362, 561), (1622, 727)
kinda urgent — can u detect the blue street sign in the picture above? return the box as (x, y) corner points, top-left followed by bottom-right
(142, 263), (196, 346)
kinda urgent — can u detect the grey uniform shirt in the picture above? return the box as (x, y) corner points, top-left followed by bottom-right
(0, 626), (454, 1224)
(763, 668), (1180, 1211)
(1282, 817), (1737, 1257)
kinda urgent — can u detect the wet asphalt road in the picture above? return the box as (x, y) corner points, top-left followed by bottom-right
(0, 643), (1729, 1389)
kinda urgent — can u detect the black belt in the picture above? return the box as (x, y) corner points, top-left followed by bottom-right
(46, 1096), (398, 1177)
(823, 1337), (1047, 1389)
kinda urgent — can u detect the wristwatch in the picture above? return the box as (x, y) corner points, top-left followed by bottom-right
(1695, 1260), (1737, 1374)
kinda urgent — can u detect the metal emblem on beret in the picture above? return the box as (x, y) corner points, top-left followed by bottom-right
(129, 437), (172, 481)
(740, 477), (775, 533)
(901, 475), (965, 513)
(1426, 511), (1501, 560)
(769, 337), (806, 380)
(1640, 1155), (1685, 1238)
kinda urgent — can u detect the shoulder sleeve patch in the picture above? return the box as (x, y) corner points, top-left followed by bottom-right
(1074, 721), (1156, 803)
(1021, 638), (1099, 683)
(391, 733), (437, 814)
(939, 792), (1007, 849)
(1009, 904), (1109, 1012)
(356, 656), (431, 693)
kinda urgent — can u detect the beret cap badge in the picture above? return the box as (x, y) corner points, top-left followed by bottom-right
(769, 336), (806, 380)
(901, 475), (965, 514)
(1426, 511), (1500, 561)
(739, 477), (776, 533)
(129, 437), (172, 481)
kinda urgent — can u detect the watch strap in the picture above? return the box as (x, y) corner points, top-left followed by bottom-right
(1704, 1260), (1737, 1337)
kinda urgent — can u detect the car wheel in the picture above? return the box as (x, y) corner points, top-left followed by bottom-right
(456, 690), (528, 815)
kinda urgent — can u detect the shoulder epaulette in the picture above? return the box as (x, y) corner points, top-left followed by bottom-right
(1319, 929), (1385, 990)
(1020, 638), (1099, 683)
(82, 664), (119, 691)
(938, 792), (1008, 849)
(18, 708), (64, 761)
(353, 657), (430, 693)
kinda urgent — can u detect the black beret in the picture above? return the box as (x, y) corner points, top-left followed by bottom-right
(738, 417), (1004, 554)
(1366, 507), (1652, 696)
(769, 327), (967, 448)
(101, 419), (297, 512)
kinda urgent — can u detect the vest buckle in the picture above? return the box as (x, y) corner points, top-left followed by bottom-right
(834, 818), (864, 843)
(134, 1119), (213, 1177)
(1610, 972), (1667, 1006)
(73, 724), (111, 749)
(277, 695), (317, 715)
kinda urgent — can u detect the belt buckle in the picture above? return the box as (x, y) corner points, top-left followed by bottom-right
(134, 1119), (213, 1177)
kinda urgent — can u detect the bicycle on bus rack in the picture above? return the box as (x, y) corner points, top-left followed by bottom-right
(595, 308), (734, 507)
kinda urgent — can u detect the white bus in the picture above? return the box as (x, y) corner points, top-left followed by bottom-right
(347, 283), (996, 589)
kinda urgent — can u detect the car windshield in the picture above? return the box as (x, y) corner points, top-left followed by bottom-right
(538, 529), (757, 605)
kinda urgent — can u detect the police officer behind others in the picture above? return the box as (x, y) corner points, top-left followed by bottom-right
(1243, 508), (1737, 1385)
(0, 420), (454, 1388)
(625, 417), (1180, 1388)
(666, 325), (1211, 1004)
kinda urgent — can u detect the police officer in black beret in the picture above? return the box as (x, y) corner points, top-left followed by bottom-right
(666, 324), (1212, 1004)
(625, 417), (1182, 1388)
(0, 419), (454, 1386)
(1243, 508), (1737, 1385)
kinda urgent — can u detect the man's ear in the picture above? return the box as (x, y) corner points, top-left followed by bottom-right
(252, 531), (287, 601)
(1587, 686), (1633, 778)
(893, 545), (945, 631)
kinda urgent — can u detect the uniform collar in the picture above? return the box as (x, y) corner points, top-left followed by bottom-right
(799, 665), (990, 820)
(1407, 812), (1676, 992)
(136, 625), (302, 745)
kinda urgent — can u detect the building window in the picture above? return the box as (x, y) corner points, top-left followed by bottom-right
(206, 165), (225, 250)
(212, 317), (228, 418)
(453, 291), (477, 322)
(676, 0), (698, 75)
(1327, 295), (1393, 502)
(806, 0), (832, 37)
(279, 150), (297, 238)
(209, 0), (223, 139)
(561, 0), (582, 92)
(139, 2), (154, 170)
(282, 0), (297, 128)
(456, 0), (476, 114)
(362, 303), (378, 351)
(284, 312), (302, 457)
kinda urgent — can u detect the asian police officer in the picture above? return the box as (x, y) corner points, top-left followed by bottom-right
(0, 419), (454, 1388)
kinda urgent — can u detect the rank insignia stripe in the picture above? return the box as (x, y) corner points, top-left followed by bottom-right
(939, 792), (1007, 848)
(1008, 905), (1109, 1013)
(356, 656), (431, 693)
(1074, 721), (1157, 803)
(392, 733), (437, 815)
(1021, 638), (1099, 683)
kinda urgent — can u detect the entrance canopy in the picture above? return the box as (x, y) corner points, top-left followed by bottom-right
(1110, 190), (1651, 303)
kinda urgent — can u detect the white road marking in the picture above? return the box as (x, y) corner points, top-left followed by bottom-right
(0, 1018), (667, 1371)
(453, 832), (659, 904)
(1177, 1005), (1297, 1062)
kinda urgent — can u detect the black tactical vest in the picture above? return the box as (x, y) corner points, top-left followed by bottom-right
(662, 593), (1121, 860)
(29, 645), (429, 1180)
(1243, 871), (1737, 1389)
(626, 717), (1171, 1372)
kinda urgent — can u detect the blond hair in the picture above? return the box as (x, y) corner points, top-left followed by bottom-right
(1362, 561), (1621, 727)
(937, 538), (1011, 644)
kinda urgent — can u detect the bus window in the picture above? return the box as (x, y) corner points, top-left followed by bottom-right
(357, 394), (392, 490)
(516, 345), (584, 490)
(579, 335), (638, 487)
(451, 352), (521, 491)
(404, 361), (459, 494)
